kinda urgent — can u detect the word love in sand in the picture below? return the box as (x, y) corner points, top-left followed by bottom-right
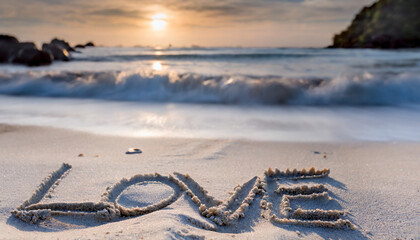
(12, 164), (355, 230)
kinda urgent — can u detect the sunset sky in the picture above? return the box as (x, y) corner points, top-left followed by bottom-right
(0, 0), (376, 47)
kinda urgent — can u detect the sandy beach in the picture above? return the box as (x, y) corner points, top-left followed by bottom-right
(0, 124), (418, 239)
(2, 0), (420, 239)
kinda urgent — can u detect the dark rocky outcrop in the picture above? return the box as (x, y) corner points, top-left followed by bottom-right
(0, 36), (52, 66)
(0, 34), (76, 66)
(75, 42), (95, 49)
(51, 38), (75, 52)
(12, 47), (53, 66)
(42, 43), (70, 61)
(0, 36), (21, 62)
(85, 42), (95, 47)
(330, 0), (420, 48)
(75, 44), (85, 49)
(0, 35), (19, 44)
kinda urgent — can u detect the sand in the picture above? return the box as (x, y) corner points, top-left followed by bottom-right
(0, 124), (419, 239)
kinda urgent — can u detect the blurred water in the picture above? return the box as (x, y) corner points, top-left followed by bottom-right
(0, 47), (420, 141)
(0, 47), (419, 105)
(1, 95), (420, 141)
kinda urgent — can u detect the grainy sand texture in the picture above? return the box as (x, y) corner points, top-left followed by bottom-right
(0, 124), (419, 239)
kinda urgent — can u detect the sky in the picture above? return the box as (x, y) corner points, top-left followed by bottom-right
(0, 0), (376, 47)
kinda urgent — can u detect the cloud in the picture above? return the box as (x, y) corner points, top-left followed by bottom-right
(89, 8), (145, 19)
(86, 8), (146, 20)
(0, 0), (375, 26)
(0, 0), (377, 47)
(148, 0), (374, 24)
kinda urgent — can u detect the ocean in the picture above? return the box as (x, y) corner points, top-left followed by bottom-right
(0, 47), (419, 141)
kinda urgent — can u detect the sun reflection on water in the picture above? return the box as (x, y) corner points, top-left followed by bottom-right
(152, 61), (163, 71)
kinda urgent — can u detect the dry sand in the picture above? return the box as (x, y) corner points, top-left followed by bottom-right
(0, 124), (419, 239)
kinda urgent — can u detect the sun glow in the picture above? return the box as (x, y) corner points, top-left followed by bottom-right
(151, 13), (167, 31)
(152, 61), (163, 71)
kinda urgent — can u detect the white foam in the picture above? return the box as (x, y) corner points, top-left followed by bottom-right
(1, 70), (420, 105)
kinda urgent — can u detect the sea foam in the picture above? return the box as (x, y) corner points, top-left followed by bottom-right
(1, 70), (420, 106)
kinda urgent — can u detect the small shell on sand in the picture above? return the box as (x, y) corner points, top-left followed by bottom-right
(126, 148), (142, 154)
(78, 153), (84, 157)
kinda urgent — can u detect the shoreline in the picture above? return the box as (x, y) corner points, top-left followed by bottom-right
(0, 124), (419, 239)
(3, 122), (420, 145)
(2, 94), (420, 143)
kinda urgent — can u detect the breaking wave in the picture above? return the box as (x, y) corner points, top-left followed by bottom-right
(0, 71), (419, 105)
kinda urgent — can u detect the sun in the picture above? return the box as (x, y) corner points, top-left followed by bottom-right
(151, 13), (167, 31)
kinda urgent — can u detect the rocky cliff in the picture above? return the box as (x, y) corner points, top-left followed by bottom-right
(331, 0), (420, 48)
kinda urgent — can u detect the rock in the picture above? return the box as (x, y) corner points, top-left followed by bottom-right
(0, 47), (8, 63)
(330, 0), (420, 49)
(12, 47), (53, 66)
(85, 42), (95, 47)
(0, 34), (80, 66)
(0, 44), (14, 63)
(0, 34), (19, 44)
(9, 42), (37, 57)
(51, 38), (75, 52)
(42, 43), (70, 61)
(74, 42), (95, 49)
(0, 35), (21, 62)
(0, 38), (51, 66)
